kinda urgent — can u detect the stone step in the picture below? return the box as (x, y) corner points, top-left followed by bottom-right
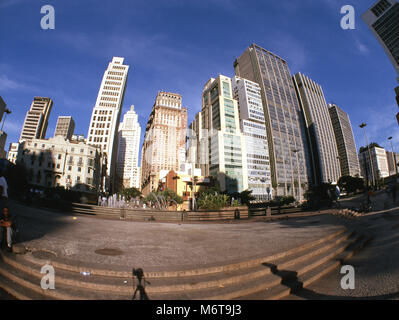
(0, 262), (128, 300)
(240, 235), (367, 300)
(268, 231), (353, 271)
(0, 229), (358, 300)
(0, 251), (277, 294)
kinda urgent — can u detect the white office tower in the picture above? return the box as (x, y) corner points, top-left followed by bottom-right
(232, 76), (272, 200)
(293, 73), (341, 185)
(87, 57), (129, 193)
(116, 105), (141, 189)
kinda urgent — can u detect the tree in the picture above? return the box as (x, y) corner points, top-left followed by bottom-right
(338, 176), (365, 195)
(121, 187), (141, 200)
(143, 188), (183, 210)
(197, 192), (229, 210)
(229, 189), (255, 206)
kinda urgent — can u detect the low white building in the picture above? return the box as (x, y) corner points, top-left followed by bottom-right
(17, 136), (101, 193)
(359, 146), (389, 185)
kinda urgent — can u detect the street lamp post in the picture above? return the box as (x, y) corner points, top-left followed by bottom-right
(359, 123), (376, 189)
(388, 137), (398, 177)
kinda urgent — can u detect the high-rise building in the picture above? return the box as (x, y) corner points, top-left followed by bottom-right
(141, 92), (187, 195)
(234, 44), (311, 199)
(87, 57), (129, 193)
(0, 131), (7, 159)
(359, 145), (389, 184)
(116, 105), (141, 189)
(293, 73), (341, 184)
(362, 0), (399, 80)
(7, 142), (19, 164)
(232, 76), (271, 200)
(54, 116), (75, 140)
(328, 103), (361, 178)
(20, 97), (53, 142)
(0, 96), (6, 123)
(190, 75), (248, 194)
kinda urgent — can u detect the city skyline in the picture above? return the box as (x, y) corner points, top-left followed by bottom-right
(1, 1), (398, 160)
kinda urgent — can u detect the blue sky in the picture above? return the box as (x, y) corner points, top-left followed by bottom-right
(1, 0), (398, 156)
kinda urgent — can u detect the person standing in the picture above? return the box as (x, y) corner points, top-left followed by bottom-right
(0, 171), (12, 252)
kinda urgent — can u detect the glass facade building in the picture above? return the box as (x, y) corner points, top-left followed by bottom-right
(190, 75), (248, 193)
(234, 44), (311, 199)
(362, 0), (399, 80)
(232, 76), (272, 200)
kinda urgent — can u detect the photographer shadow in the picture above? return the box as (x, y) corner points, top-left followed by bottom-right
(132, 268), (150, 300)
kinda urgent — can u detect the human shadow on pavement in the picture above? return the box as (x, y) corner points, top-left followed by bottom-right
(132, 268), (150, 300)
(7, 200), (75, 243)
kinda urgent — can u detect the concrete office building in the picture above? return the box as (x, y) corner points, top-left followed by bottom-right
(17, 136), (101, 192)
(386, 150), (399, 175)
(87, 57), (129, 193)
(359, 146), (389, 185)
(234, 44), (311, 200)
(190, 75), (248, 194)
(20, 97), (53, 142)
(7, 142), (19, 164)
(0, 131), (7, 159)
(328, 103), (361, 178)
(54, 116), (75, 140)
(232, 76), (271, 200)
(141, 92), (187, 195)
(0, 96), (6, 123)
(116, 105), (141, 189)
(293, 73), (341, 185)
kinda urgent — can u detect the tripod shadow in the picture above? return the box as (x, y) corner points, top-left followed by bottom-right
(131, 268), (151, 300)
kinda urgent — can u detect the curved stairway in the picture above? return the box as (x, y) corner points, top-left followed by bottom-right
(0, 227), (370, 300)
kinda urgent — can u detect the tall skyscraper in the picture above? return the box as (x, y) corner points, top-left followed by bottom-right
(87, 57), (129, 193)
(293, 73), (341, 184)
(362, 0), (399, 80)
(328, 103), (361, 178)
(190, 75), (248, 193)
(54, 116), (75, 140)
(232, 76), (271, 199)
(362, 0), (399, 124)
(140, 92), (187, 195)
(116, 105), (141, 189)
(234, 44), (311, 199)
(20, 97), (53, 142)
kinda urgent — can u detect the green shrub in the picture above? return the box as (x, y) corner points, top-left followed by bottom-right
(197, 192), (229, 210)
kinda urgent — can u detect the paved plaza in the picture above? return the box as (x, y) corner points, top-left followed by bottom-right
(9, 201), (349, 271)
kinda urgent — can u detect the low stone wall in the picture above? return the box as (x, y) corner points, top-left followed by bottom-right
(71, 203), (249, 222)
